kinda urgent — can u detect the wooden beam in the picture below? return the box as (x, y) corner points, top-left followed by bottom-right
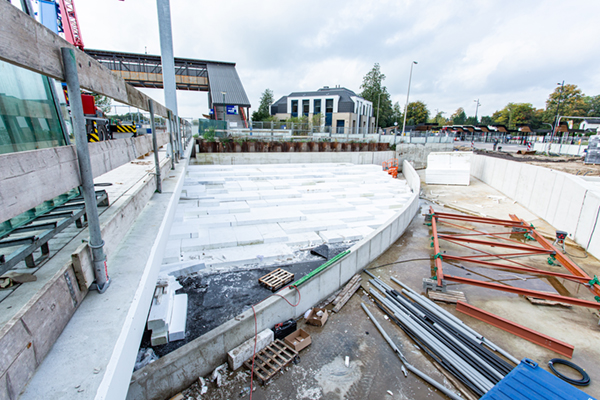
(0, 133), (170, 222)
(0, 1), (168, 117)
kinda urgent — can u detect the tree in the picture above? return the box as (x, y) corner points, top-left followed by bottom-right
(544, 84), (587, 123)
(92, 94), (112, 114)
(405, 101), (429, 125)
(251, 88), (274, 121)
(450, 108), (467, 125)
(430, 111), (447, 126)
(465, 116), (478, 125)
(391, 102), (402, 123)
(492, 102), (540, 129)
(584, 95), (600, 117)
(360, 63), (393, 128)
(480, 116), (493, 125)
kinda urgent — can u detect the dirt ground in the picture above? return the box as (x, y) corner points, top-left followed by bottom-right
(169, 175), (600, 400)
(474, 149), (600, 176)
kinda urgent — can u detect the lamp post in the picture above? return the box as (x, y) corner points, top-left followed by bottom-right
(547, 81), (564, 154)
(474, 99), (481, 123)
(375, 91), (382, 134)
(400, 61), (417, 143)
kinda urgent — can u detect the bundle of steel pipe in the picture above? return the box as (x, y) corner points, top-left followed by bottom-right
(365, 271), (518, 398)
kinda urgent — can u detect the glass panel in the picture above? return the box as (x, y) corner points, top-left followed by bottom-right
(314, 99), (321, 114)
(326, 99), (333, 113)
(302, 100), (309, 116)
(0, 60), (66, 154)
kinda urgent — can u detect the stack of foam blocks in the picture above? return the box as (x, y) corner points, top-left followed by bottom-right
(147, 277), (188, 346)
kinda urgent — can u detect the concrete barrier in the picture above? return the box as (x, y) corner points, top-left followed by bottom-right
(471, 154), (600, 258)
(532, 142), (587, 156)
(195, 151), (395, 165)
(126, 162), (421, 400)
(396, 143), (454, 170)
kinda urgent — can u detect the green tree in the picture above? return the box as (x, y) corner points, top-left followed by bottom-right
(544, 84), (587, 123)
(584, 95), (600, 117)
(92, 94), (112, 114)
(430, 111), (447, 126)
(480, 116), (493, 125)
(465, 116), (478, 125)
(360, 63), (393, 128)
(391, 102), (402, 123)
(451, 108), (467, 124)
(405, 101), (429, 125)
(251, 88), (274, 121)
(492, 103), (540, 129)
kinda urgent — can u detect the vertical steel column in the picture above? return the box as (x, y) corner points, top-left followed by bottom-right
(148, 99), (162, 193)
(167, 111), (177, 164)
(61, 47), (110, 293)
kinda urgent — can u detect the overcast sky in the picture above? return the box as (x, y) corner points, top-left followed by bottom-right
(74, 0), (600, 120)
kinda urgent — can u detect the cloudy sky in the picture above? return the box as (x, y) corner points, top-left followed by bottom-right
(73, 0), (600, 120)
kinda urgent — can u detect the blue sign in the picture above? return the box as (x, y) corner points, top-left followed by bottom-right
(226, 105), (239, 115)
(209, 108), (214, 115)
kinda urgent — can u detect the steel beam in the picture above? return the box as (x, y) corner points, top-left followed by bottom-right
(438, 235), (553, 253)
(445, 274), (600, 309)
(431, 209), (444, 286)
(433, 212), (526, 227)
(443, 255), (591, 284)
(456, 301), (574, 358)
(509, 214), (600, 298)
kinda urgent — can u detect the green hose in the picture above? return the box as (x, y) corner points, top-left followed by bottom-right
(291, 250), (351, 288)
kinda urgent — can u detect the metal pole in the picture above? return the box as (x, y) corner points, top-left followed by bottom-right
(167, 110), (176, 166)
(61, 47), (110, 293)
(156, 0), (179, 135)
(148, 99), (162, 193)
(400, 61), (418, 142)
(547, 81), (564, 154)
(361, 303), (462, 400)
(375, 92), (381, 135)
(474, 99), (480, 123)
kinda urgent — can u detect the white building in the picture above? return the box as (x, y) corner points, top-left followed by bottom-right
(270, 86), (375, 134)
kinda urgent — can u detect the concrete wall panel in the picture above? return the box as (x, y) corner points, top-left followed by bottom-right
(528, 167), (556, 219)
(574, 191), (600, 246)
(513, 164), (538, 208)
(499, 159), (521, 200)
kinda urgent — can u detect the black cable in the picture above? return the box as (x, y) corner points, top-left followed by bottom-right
(548, 358), (590, 386)
(366, 258), (432, 270)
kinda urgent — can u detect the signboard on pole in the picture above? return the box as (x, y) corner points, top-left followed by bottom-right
(227, 105), (239, 115)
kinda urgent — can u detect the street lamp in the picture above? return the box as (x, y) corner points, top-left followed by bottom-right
(547, 81), (564, 153)
(474, 99), (481, 123)
(399, 61), (417, 143)
(375, 91), (382, 134)
(221, 91), (227, 121)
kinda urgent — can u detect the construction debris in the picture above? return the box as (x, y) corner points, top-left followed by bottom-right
(427, 289), (467, 304)
(228, 329), (274, 371)
(305, 308), (328, 327)
(284, 328), (311, 352)
(147, 277), (188, 346)
(211, 363), (227, 387)
(332, 274), (362, 313)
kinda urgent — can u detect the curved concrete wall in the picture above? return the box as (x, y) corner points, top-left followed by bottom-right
(127, 162), (421, 400)
(471, 154), (600, 258)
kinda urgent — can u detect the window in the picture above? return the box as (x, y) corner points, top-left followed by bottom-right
(302, 100), (309, 116)
(291, 100), (298, 117)
(325, 99), (334, 113)
(336, 119), (345, 134)
(314, 99), (321, 114)
(0, 60), (66, 154)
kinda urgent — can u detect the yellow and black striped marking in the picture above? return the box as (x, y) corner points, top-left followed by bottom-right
(116, 124), (137, 133)
(87, 121), (99, 142)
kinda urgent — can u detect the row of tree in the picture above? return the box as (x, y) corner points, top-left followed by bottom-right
(252, 63), (600, 131)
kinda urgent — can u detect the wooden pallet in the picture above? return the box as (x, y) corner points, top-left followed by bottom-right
(259, 268), (294, 291)
(427, 290), (467, 304)
(244, 340), (298, 384)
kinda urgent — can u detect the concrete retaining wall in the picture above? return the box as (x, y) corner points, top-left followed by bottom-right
(397, 143), (455, 170)
(471, 154), (600, 258)
(127, 162), (421, 400)
(195, 151), (395, 165)
(532, 142), (587, 156)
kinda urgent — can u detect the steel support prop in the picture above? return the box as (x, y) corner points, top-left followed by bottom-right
(456, 301), (574, 358)
(433, 211), (526, 228)
(438, 235), (554, 254)
(445, 275), (600, 309)
(148, 99), (162, 193)
(509, 214), (600, 298)
(61, 47), (110, 293)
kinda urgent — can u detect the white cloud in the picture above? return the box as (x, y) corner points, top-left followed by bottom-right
(71, 0), (600, 119)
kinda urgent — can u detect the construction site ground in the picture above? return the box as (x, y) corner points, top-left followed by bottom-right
(176, 172), (600, 400)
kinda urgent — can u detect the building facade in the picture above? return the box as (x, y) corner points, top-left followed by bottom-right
(270, 86), (375, 134)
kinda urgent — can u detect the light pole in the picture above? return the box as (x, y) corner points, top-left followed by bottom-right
(474, 99), (481, 123)
(547, 81), (564, 153)
(400, 61), (417, 143)
(375, 91), (382, 134)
